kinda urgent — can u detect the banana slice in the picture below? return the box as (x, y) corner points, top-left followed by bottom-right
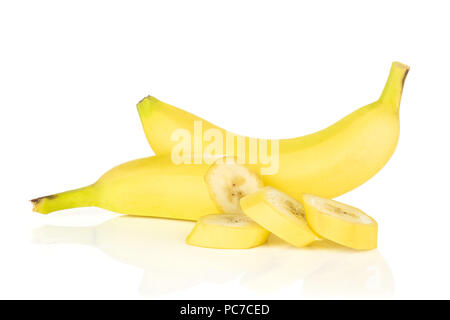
(204, 157), (263, 214)
(302, 194), (378, 250)
(240, 187), (318, 248)
(186, 214), (270, 249)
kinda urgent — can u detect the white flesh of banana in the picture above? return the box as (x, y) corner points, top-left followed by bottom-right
(205, 158), (263, 214)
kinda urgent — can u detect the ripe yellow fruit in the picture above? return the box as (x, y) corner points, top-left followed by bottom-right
(240, 187), (319, 248)
(302, 194), (378, 250)
(32, 155), (216, 220)
(186, 214), (270, 249)
(138, 62), (409, 200)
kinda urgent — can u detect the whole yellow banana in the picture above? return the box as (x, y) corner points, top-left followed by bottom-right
(32, 155), (216, 220)
(138, 62), (409, 199)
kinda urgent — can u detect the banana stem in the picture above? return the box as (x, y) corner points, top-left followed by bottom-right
(379, 61), (410, 112)
(31, 185), (96, 214)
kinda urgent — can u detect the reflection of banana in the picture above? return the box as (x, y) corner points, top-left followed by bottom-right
(33, 216), (393, 298)
(241, 244), (393, 297)
(139, 62), (409, 199)
(33, 216), (269, 296)
(302, 250), (394, 298)
(240, 240), (343, 292)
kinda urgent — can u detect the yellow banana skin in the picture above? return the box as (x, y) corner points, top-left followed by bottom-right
(186, 214), (270, 249)
(302, 194), (378, 250)
(138, 62), (409, 199)
(32, 155), (216, 220)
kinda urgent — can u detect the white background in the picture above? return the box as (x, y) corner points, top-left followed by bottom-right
(1, 0), (449, 299)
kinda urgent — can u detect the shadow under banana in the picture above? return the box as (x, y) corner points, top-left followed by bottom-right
(33, 215), (394, 298)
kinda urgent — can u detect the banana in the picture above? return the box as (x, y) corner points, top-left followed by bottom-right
(138, 62), (409, 199)
(302, 194), (378, 250)
(186, 214), (270, 249)
(204, 157), (263, 214)
(240, 187), (319, 248)
(31, 155), (216, 220)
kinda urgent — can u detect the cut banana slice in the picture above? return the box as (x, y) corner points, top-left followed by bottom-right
(302, 194), (378, 250)
(240, 187), (318, 248)
(186, 214), (270, 249)
(204, 157), (264, 214)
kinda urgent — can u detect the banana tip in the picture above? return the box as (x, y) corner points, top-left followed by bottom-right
(137, 95), (159, 107)
(30, 195), (55, 213)
(393, 62), (410, 87)
(393, 61), (410, 71)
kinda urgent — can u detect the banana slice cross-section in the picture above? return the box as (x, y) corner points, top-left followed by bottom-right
(186, 214), (270, 249)
(302, 194), (378, 250)
(205, 157), (264, 214)
(240, 187), (319, 248)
